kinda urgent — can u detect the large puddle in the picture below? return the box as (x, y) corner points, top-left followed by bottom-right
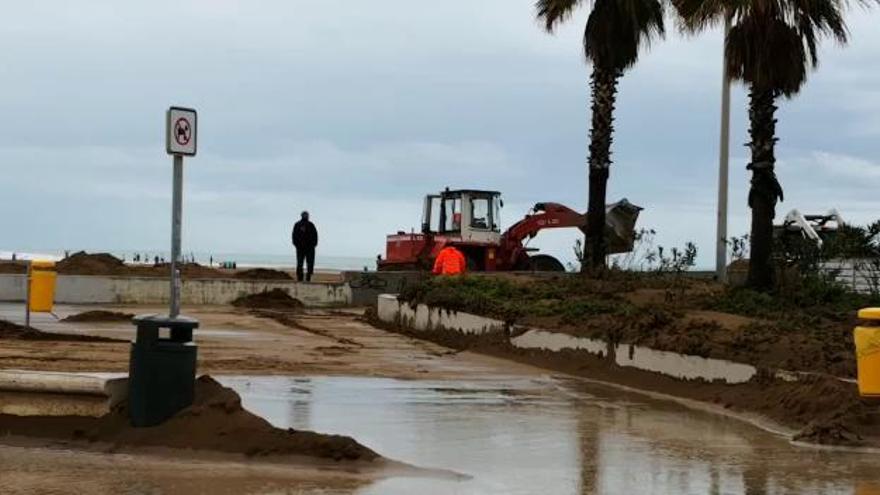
(4, 374), (880, 494)
(223, 375), (880, 495)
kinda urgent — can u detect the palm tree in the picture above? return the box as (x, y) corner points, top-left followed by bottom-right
(673, 0), (856, 290)
(536, 0), (664, 271)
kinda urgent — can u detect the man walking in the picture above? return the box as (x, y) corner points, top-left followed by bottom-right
(292, 211), (318, 282)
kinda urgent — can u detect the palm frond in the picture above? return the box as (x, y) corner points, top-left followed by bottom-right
(726, 16), (808, 96)
(676, 0), (868, 95)
(787, 0), (849, 66)
(535, 0), (583, 31)
(585, 0), (665, 70)
(672, 0), (734, 32)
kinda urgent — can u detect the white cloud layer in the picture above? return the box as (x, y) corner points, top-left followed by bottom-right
(1, 0), (878, 268)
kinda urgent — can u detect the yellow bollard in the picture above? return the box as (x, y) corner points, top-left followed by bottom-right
(856, 482), (880, 495)
(28, 260), (57, 313)
(854, 308), (880, 397)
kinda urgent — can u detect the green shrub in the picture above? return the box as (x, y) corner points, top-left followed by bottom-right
(398, 275), (633, 323)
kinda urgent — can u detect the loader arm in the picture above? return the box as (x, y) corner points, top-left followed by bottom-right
(501, 202), (587, 246)
(498, 199), (642, 269)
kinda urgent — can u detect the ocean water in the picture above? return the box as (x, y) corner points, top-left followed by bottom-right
(0, 250), (375, 271)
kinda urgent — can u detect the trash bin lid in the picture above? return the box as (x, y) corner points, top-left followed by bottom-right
(132, 314), (200, 329)
(858, 308), (880, 320)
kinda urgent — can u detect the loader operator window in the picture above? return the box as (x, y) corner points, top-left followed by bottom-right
(470, 198), (490, 230)
(442, 198), (461, 233)
(492, 196), (501, 231)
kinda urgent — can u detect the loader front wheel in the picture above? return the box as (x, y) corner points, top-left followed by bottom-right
(527, 254), (565, 272)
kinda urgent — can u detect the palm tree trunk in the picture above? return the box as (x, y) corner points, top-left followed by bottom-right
(583, 68), (620, 272)
(746, 87), (784, 291)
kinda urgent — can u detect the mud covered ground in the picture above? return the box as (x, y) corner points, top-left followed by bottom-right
(0, 375), (376, 462)
(0, 303), (524, 378)
(0, 304), (532, 492)
(231, 288), (304, 311)
(399, 274), (873, 378)
(0, 319), (123, 343)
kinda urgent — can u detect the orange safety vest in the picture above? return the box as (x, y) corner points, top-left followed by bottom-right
(432, 247), (467, 276)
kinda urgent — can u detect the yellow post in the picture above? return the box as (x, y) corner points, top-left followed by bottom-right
(854, 308), (880, 397)
(28, 260), (57, 313)
(857, 482), (880, 495)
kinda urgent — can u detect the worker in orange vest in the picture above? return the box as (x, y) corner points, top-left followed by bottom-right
(432, 246), (467, 276)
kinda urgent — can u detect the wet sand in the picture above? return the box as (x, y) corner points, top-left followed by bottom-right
(0, 303), (534, 378)
(3, 303), (880, 494)
(0, 442), (374, 495)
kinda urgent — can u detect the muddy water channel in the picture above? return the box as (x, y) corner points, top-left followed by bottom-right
(4, 374), (880, 494)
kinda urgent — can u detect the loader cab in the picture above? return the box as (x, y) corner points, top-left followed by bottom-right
(422, 189), (503, 245)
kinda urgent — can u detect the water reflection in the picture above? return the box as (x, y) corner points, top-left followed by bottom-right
(222, 375), (880, 495)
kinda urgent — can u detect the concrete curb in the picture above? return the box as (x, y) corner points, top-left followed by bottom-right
(0, 370), (128, 405)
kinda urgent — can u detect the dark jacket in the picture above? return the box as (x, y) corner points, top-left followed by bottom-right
(292, 220), (318, 250)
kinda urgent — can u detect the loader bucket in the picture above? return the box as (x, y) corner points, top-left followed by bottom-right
(605, 199), (643, 254)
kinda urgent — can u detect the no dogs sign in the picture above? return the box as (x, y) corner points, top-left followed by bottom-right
(166, 107), (197, 156)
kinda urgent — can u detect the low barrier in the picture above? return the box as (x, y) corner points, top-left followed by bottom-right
(0, 275), (351, 307)
(0, 370), (127, 417)
(378, 294), (759, 385)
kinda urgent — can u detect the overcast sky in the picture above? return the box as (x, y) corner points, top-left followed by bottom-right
(2, 1), (878, 267)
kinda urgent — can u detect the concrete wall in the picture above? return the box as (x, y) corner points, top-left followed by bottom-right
(378, 294), (506, 335)
(615, 343), (756, 383)
(344, 271), (426, 306)
(511, 330), (609, 358)
(0, 274), (350, 307)
(378, 295), (759, 385)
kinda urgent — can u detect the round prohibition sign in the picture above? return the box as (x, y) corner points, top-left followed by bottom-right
(174, 117), (192, 146)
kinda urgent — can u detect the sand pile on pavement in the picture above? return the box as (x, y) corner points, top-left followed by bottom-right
(0, 376), (378, 462)
(62, 311), (135, 323)
(57, 252), (128, 275)
(779, 375), (880, 446)
(234, 268), (292, 280)
(232, 289), (304, 311)
(0, 261), (26, 274)
(0, 320), (121, 342)
(10, 252), (298, 281)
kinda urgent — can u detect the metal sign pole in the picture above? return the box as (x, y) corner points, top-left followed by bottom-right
(170, 154), (183, 318)
(715, 15), (732, 283)
(25, 260), (31, 329)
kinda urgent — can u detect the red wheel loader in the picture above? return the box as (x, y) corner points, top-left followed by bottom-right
(377, 188), (642, 272)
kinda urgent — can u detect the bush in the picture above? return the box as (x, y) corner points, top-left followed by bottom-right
(398, 275), (634, 323)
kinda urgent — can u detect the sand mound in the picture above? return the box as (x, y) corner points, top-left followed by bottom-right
(0, 320), (122, 343)
(795, 419), (865, 446)
(62, 311), (135, 323)
(0, 376), (378, 462)
(232, 289), (304, 311)
(13, 252), (295, 281)
(56, 252), (230, 279)
(57, 252), (127, 275)
(235, 268), (293, 280)
(176, 263), (229, 279)
(0, 261), (26, 274)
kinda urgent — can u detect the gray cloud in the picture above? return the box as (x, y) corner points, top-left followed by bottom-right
(1, 0), (878, 268)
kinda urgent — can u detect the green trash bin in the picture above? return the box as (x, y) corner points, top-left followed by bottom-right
(129, 314), (198, 427)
